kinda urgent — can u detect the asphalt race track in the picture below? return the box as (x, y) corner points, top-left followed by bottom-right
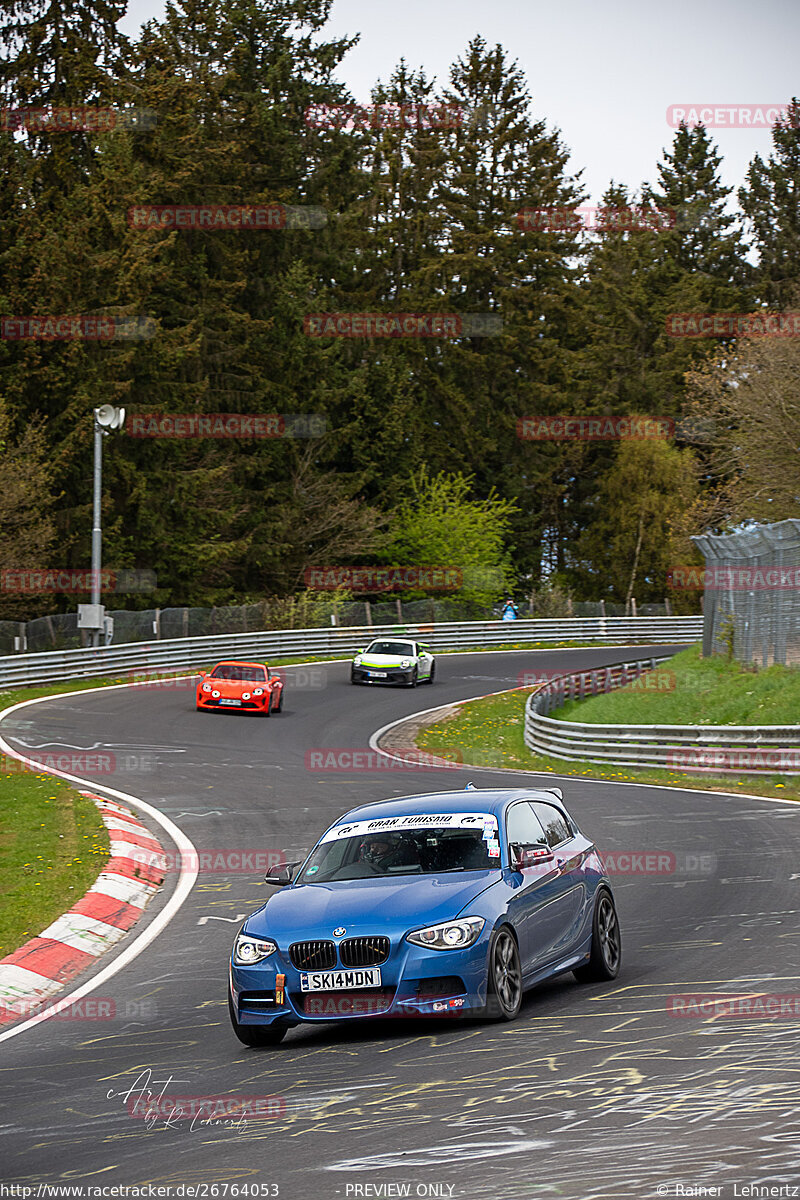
(1, 645), (798, 1199)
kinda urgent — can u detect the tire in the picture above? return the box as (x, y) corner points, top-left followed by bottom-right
(406, 667), (418, 688)
(350, 671), (359, 685)
(423, 661), (436, 684)
(228, 992), (287, 1047)
(484, 927), (523, 1021)
(262, 692), (272, 718)
(573, 889), (621, 982)
(274, 688), (283, 713)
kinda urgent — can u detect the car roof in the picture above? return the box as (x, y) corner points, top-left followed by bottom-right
(366, 637), (416, 644)
(334, 787), (567, 826)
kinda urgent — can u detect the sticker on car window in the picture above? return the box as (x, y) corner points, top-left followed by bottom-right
(321, 813), (498, 843)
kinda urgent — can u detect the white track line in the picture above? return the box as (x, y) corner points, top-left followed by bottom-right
(0, 688), (199, 1044)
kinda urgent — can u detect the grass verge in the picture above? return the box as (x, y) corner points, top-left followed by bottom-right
(557, 644), (800, 725)
(416, 686), (800, 803)
(0, 769), (110, 956)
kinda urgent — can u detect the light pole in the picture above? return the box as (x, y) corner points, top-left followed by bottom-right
(90, 405), (125, 646)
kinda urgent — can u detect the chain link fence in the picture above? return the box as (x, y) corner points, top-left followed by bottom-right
(693, 519), (800, 667)
(0, 595), (674, 654)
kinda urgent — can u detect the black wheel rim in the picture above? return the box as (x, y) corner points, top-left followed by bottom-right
(597, 896), (620, 971)
(493, 932), (521, 1013)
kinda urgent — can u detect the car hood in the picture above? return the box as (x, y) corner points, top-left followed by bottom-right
(247, 872), (499, 941)
(357, 653), (416, 667)
(203, 678), (263, 694)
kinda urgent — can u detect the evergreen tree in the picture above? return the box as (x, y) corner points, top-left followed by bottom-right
(739, 99), (800, 307)
(646, 121), (750, 299)
(431, 38), (585, 583)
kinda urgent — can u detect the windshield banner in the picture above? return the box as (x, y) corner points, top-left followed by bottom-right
(321, 813), (498, 843)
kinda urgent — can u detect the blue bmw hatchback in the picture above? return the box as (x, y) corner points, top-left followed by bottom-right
(228, 787), (621, 1046)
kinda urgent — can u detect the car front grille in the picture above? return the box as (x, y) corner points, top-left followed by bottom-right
(339, 936), (391, 968)
(288, 940), (336, 970)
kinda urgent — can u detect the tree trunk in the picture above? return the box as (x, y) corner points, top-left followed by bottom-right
(626, 511), (645, 612)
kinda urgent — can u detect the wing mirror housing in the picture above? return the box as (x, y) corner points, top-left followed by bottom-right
(509, 842), (555, 871)
(264, 860), (302, 885)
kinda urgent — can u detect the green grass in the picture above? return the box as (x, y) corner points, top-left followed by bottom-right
(417, 685), (800, 803)
(0, 768), (110, 956)
(557, 644), (800, 726)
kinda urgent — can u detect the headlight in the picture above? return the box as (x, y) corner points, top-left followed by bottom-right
(202, 683), (212, 693)
(211, 690), (220, 698)
(407, 917), (485, 951)
(233, 934), (277, 965)
(253, 687), (264, 696)
(354, 656), (362, 666)
(400, 659), (411, 668)
(242, 692), (251, 700)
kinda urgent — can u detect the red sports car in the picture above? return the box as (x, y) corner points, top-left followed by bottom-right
(196, 661), (284, 716)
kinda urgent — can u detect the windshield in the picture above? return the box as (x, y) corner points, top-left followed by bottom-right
(365, 641), (415, 657)
(296, 817), (501, 883)
(210, 664), (267, 682)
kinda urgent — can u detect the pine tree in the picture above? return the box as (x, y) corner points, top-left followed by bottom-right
(646, 121), (750, 300)
(739, 99), (800, 307)
(423, 38), (586, 583)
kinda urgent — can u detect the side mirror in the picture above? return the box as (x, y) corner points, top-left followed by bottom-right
(264, 860), (302, 886)
(509, 842), (554, 871)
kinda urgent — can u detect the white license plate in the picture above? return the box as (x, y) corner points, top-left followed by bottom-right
(367, 671), (387, 678)
(219, 698), (241, 706)
(300, 968), (382, 992)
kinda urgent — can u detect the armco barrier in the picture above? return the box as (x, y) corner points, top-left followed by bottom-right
(0, 616), (702, 688)
(524, 656), (800, 774)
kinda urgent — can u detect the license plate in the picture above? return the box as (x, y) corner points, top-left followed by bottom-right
(300, 968), (382, 992)
(367, 671), (387, 678)
(219, 698), (241, 706)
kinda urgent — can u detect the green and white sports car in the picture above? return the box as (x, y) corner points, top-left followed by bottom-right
(350, 638), (436, 687)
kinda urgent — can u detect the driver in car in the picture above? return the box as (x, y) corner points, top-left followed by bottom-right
(358, 835), (419, 872)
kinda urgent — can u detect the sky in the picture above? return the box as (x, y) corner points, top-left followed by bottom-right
(120, 0), (800, 208)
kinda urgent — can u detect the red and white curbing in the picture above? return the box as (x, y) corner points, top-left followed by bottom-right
(0, 792), (165, 1024)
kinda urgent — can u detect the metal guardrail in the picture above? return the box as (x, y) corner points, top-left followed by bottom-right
(524, 656), (800, 774)
(0, 616), (703, 688)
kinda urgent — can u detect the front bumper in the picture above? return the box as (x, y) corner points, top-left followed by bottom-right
(196, 692), (269, 712)
(230, 931), (491, 1026)
(351, 666), (416, 686)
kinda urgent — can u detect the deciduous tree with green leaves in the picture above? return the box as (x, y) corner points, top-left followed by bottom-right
(382, 468), (517, 611)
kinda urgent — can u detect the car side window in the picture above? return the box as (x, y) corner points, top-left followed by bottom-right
(506, 802), (547, 847)
(531, 802), (572, 848)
